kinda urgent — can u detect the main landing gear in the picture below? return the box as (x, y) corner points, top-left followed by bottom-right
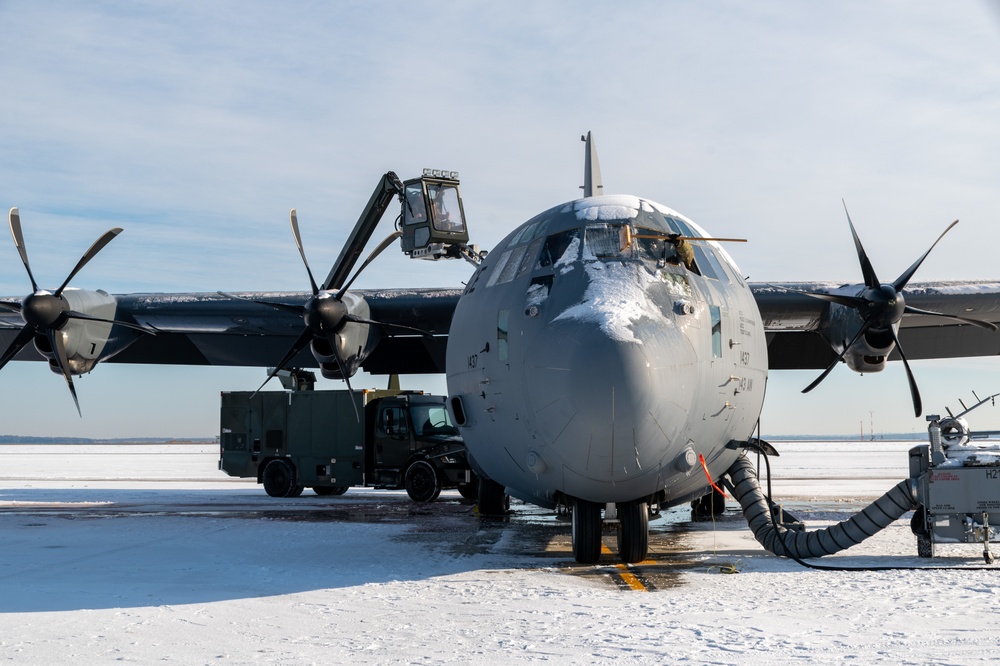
(571, 498), (650, 564)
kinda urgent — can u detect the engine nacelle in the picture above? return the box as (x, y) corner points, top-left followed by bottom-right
(32, 289), (120, 375)
(308, 292), (373, 380)
(821, 300), (897, 375)
(841, 327), (895, 374)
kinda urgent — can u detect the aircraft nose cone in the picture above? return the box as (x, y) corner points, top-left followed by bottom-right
(523, 318), (696, 489)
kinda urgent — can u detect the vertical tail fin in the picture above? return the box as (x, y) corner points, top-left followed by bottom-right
(581, 131), (604, 198)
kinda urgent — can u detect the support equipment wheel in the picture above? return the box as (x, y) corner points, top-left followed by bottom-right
(458, 473), (479, 501)
(690, 487), (726, 521)
(262, 459), (297, 498)
(572, 499), (603, 564)
(477, 477), (509, 516)
(404, 460), (442, 502)
(617, 500), (649, 564)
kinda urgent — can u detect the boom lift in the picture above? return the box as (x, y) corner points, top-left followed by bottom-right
(322, 169), (481, 296)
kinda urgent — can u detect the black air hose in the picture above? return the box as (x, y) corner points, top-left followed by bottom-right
(726, 454), (919, 559)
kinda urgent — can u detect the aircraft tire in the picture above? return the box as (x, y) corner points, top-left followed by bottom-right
(572, 499), (603, 564)
(405, 460), (442, 502)
(477, 478), (509, 516)
(288, 485), (304, 497)
(262, 459), (297, 498)
(616, 500), (649, 563)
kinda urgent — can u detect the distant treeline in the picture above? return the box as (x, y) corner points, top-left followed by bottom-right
(767, 433), (927, 442)
(0, 435), (215, 444)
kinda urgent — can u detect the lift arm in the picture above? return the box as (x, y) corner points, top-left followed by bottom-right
(321, 171), (406, 292)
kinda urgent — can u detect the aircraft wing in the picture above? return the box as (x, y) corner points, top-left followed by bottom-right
(0, 288), (462, 375)
(5, 280), (999, 376)
(755, 280), (1000, 369)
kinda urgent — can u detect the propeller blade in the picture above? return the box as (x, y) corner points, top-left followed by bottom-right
(217, 291), (306, 317)
(343, 314), (435, 338)
(49, 330), (82, 417)
(892, 220), (959, 292)
(843, 201), (881, 289)
(327, 332), (360, 422)
(335, 231), (402, 300)
(0, 325), (35, 372)
(889, 327), (922, 417)
(252, 328), (314, 395)
(803, 321), (871, 394)
(289, 209), (320, 296)
(902, 305), (997, 331)
(54, 227), (123, 296)
(9, 207), (39, 292)
(64, 311), (157, 335)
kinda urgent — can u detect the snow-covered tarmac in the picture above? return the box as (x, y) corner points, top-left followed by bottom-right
(2, 442), (998, 664)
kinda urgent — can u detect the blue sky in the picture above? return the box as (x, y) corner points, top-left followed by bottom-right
(2, 1), (1000, 438)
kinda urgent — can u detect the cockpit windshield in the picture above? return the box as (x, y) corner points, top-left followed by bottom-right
(410, 403), (459, 438)
(583, 223), (627, 260)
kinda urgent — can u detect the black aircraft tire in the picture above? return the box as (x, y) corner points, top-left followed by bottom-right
(572, 499), (603, 564)
(477, 478), (509, 516)
(262, 459), (296, 498)
(405, 460), (441, 503)
(616, 500), (649, 564)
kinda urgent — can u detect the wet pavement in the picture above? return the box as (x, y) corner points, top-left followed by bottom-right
(0, 488), (722, 591)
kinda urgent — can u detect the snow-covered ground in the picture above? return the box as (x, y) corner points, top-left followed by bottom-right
(1, 442), (998, 664)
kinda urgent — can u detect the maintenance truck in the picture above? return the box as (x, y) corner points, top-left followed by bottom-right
(220, 389), (475, 502)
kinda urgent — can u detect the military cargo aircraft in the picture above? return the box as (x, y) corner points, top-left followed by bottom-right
(3, 133), (1000, 563)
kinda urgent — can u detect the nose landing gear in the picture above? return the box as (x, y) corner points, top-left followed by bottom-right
(570, 498), (650, 564)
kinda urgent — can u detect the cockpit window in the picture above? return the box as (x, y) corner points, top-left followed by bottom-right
(634, 226), (675, 266)
(583, 223), (627, 260)
(536, 229), (580, 270)
(664, 216), (720, 279)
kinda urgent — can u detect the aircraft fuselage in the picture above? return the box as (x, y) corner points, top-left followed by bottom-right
(446, 195), (768, 511)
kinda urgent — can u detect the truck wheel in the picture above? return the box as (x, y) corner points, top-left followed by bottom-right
(314, 486), (349, 496)
(405, 460), (441, 502)
(262, 459), (296, 498)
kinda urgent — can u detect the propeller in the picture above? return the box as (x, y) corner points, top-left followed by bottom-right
(222, 209), (430, 416)
(795, 203), (997, 417)
(0, 207), (152, 416)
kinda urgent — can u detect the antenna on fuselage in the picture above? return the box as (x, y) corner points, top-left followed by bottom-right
(580, 131), (604, 198)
